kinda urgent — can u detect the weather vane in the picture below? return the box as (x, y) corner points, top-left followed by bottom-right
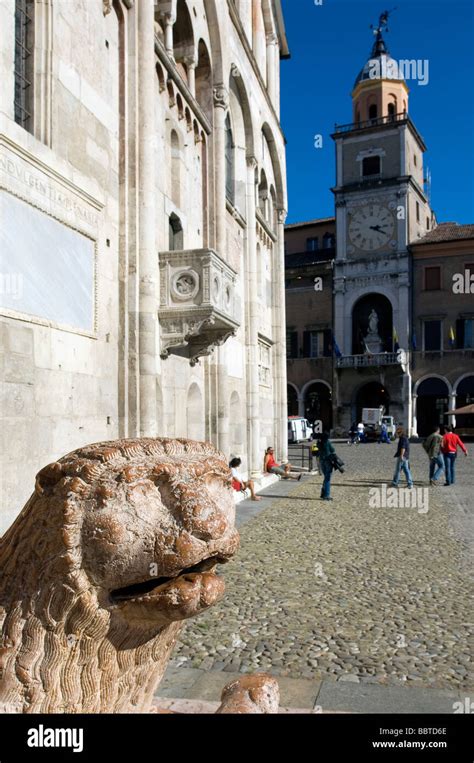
(370, 8), (397, 37)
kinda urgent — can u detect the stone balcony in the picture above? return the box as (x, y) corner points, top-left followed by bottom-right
(336, 349), (407, 369)
(158, 248), (240, 366)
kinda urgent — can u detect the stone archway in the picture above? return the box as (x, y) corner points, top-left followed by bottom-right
(416, 377), (450, 437)
(186, 382), (204, 441)
(303, 382), (332, 430)
(229, 390), (243, 454)
(454, 375), (474, 433)
(287, 384), (298, 417)
(355, 381), (390, 424)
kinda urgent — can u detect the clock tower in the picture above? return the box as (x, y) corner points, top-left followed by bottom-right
(331, 13), (434, 432)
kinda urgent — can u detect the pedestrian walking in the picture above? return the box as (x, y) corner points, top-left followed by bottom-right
(378, 422), (390, 444)
(422, 426), (444, 485)
(357, 422), (366, 443)
(392, 427), (413, 488)
(318, 432), (335, 501)
(441, 426), (468, 486)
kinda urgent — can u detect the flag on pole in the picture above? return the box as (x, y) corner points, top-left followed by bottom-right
(393, 327), (400, 352)
(449, 326), (456, 348)
(332, 333), (342, 358)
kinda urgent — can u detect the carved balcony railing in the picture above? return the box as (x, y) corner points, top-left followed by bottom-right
(336, 350), (407, 369)
(158, 248), (240, 366)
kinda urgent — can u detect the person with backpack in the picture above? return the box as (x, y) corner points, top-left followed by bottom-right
(441, 426), (468, 486)
(423, 426), (444, 486)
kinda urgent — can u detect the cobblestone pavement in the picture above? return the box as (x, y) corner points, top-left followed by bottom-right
(171, 443), (473, 691)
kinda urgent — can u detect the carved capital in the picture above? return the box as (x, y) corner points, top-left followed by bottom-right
(246, 154), (258, 170)
(213, 85), (229, 110)
(266, 32), (279, 46)
(277, 208), (287, 225)
(103, 0), (133, 14)
(183, 54), (197, 68)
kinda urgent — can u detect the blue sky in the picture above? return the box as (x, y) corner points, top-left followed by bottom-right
(280, 0), (474, 224)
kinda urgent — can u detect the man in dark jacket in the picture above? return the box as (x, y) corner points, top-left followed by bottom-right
(392, 427), (413, 488)
(423, 426), (444, 486)
(318, 432), (335, 501)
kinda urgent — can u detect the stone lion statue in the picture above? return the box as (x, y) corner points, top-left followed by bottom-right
(0, 438), (279, 714)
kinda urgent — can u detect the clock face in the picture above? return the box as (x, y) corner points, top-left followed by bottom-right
(348, 204), (395, 252)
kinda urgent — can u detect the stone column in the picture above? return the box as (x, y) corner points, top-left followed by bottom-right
(185, 56), (196, 97)
(246, 156), (261, 477)
(161, 12), (175, 58)
(213, 85), (230, 455)
(298, 394), (305, 418)
(276, 208), (288, 463)
(138, 0), (158, 436)
(411, 394), (418, 437)
(213, 85), (228, 255)
(449, 391), (456, 429)
(266, 33), (278, 107)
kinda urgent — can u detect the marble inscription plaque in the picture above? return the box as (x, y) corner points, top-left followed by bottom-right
(0, 191), (95, 332)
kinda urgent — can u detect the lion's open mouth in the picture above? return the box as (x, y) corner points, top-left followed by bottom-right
(110, 555), (227, 603)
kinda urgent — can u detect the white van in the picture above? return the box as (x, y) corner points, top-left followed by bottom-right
(288, 416), (312, 443)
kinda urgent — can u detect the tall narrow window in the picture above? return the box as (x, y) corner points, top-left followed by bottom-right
(169, 213), (183, 251)
(423, 320), (441, 351)
(14, 0), (35, 132)
(368, 103), (377, 120)
(225, 114), (234, 202)
(424, 266), (441, 291)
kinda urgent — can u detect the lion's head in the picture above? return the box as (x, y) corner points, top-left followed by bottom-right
(0, 438), (239, 713)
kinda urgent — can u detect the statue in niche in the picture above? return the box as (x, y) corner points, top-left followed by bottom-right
(368, 309), (379, 336)
(364, 308), (383, 354)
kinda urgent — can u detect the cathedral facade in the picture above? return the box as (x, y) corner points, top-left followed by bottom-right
(0, 0), (289, 532)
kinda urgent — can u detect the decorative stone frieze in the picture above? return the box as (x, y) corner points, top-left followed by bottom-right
(159, 248), (240, 365)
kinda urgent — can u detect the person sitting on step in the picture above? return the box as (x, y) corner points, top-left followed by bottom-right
(263, 447), (302, 481)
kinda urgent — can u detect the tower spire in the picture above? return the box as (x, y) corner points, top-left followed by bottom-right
(369, 9), (396, 57)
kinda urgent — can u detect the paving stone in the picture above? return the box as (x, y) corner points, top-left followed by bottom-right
(316, 680), (461, 714)
(154, 666), (204, 698)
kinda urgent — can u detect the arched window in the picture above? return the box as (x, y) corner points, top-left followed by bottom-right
(387, 102), (395, 117)
(173, 0), (195, 86)
(368, 103), (378, 120)
(258, 170), (268, 219)
(225, 113), (235, 202)
(169, 213), (183, 250)
(14, 0), (35, 132)
(195, 39), (213, 119)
